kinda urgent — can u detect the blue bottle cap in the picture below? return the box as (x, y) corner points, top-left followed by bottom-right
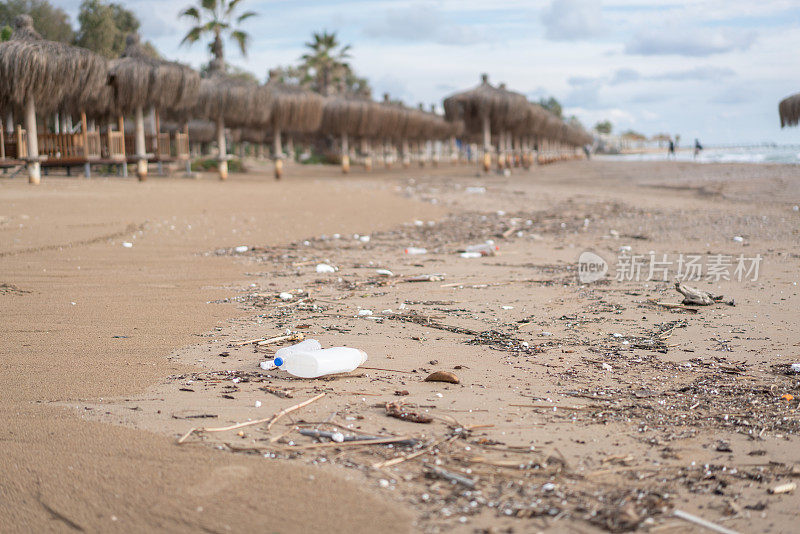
(273, 357), (283, 367)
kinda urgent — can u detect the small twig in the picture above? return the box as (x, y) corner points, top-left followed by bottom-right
(257, 332), (305, 346)
(286, 436), (417, 450)
(673, 510), (740, 534)
(510, 404), (595, 411)
(360, 366), (417, 374)
(424, 464), (476, 488)
(373, 435), (456, 469)
(176, 393), (325, 444)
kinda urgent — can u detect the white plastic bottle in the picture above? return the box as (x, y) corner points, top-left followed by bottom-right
(261, 339), (322, 370)
(275, 339), (322, 359)
(274, 347), (368, 378)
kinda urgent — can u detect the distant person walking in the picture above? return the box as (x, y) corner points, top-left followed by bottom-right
(668, 139), (675, 159)
(693, 139), (703, 159)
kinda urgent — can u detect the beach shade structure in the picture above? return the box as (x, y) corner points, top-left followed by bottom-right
(320, 96), (379, 173)
(194, 61), (272, 180)
(443, 73), (529, 172)
(109, 33), (200, 180)
(0, 15), (107, 184)
(779, 93), (800, 128)
(266, 70), (324, 179)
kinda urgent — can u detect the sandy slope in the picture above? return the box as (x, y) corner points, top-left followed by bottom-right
(0, 169), (442, 533)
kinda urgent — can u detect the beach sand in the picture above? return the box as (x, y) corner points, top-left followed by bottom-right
(1, 161), (799, 532)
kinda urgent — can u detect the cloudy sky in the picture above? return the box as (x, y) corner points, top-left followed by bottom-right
(58, 0), (800, 144)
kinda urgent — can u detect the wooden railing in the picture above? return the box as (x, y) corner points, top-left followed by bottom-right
(156, 133), (170, 158)
(107, 131), (125, 159)
(16, 126), (27, 159)
(38, 132), (101, 160)
(175, 132), (189, 159)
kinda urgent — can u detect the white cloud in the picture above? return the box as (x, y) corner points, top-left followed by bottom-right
(541, 0), (605, 41)
(626, 26), (757, 56)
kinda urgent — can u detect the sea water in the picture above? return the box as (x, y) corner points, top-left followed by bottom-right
(598, 145), (800, 164)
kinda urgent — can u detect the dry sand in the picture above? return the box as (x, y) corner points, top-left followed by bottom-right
(1, 161), (799, 533)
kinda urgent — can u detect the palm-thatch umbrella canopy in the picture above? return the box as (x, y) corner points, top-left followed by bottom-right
(0, 15), (107, 183)
(443, 74), (529, 172)
(109, 33), (201, 180)
(779, 93), (800, 128)
(265, 70), (324, 178)
(194, 60), (272, 180)
(443, 74), (528, 148)
(320, 95), (378, 173)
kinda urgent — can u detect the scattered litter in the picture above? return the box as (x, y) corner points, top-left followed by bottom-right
(375, 269), (394, 277)
(274, 346), (368, 378)
(385, 401), (432, 423)
(602, 363), (613, 371)
(463, 243), (498, 256)
(359, 235), (371, 243)
(768, 482), (796, 494)
(358, 309), (373, 316)
(780, 393), (794, 402)
(790, 363), (800, 373)
(733, 236), (744, 243)
(316, 263), (336, 273)
(460, 252), (482, 259)
(424, 371), (460, 384)
(404, 247), (427, 255)
(279, 292), (293, 301)
(259, 360), (275, 370)
(403, 274), (445, 282)
(465, 186), (486, 194)
(425, 464), (476, 488)
(501, 305), (514, 310)
(234, 245), (248, 253)
(673, 510), (740, 534)
(122, 242), (133, 248)
(675, 280), (733, 306)
(254, 401), (262, 408)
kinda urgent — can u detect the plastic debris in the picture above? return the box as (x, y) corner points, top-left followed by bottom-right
(464, 243), (498, 256)
(122, 242), (133, 248)
(274, 346), (368, 378)
(460, 252), (482, 259)
(733, 236), (744, 243)
(279, 292), (293, 301)
(790, 363), (800, 373)
(404, 247), (427, 255)
(234, 245), (248, 253)
(316, 263), (336, 273)
(375, 269), (394, 277)
(358, 309), (373, 316)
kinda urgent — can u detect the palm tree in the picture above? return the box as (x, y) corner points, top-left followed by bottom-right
(180, 0), (256, 71)
(300, 31), (351, 96)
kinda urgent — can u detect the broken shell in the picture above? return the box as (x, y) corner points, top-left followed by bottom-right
(424, 371), (460, 384)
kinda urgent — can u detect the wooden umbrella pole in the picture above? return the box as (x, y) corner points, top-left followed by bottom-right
(24, 98), (40, 185)
(273, 127), (283, 180)
(134, 105), (147, 181)
(216, 116), (227, 180)
(481, 114), (491, 173)
(341, 132), (350, 174)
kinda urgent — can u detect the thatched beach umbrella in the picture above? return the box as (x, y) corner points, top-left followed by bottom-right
(443, 74), (528, 172)
(0, 15), (107, 184)
(266, 70), (324, 179)
(109, 33), (200, 180)
(320, 96), (378, 173)
(194, 61), (272, 180)
(779, 93), (800, 128)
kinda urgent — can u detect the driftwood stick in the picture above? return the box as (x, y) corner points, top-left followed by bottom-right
(372, 435), (455, 469)
(176, 393), (325, 444)
(360, 366), (417, 374)
(425, 464), (477, 488)
(673, 510), (740, 534)
(299, 428), (418, 446)
(257, 332), (305, 346)
(286, 436), (416, 450)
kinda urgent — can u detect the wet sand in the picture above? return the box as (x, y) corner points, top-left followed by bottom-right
(2, 161), (799, 533)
